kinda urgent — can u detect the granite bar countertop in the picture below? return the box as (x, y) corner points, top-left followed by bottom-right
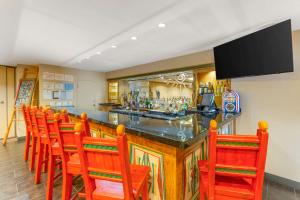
(58, 107), (240, 149)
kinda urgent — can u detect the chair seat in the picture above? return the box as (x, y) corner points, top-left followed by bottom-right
(41, 134), (48, 143)
(93, 165), (150, 200)
(67, 153), (81, 174)
(52, 142), (60, 155)
(201, 170), (254, 200)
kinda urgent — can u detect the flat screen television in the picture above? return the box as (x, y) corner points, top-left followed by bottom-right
(214, 19), (294, 79)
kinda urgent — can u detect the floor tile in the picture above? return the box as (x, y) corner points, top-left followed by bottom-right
(268, 181), (296, 200)
(296, 189), (300, 200)
(1, 140), (298, 200)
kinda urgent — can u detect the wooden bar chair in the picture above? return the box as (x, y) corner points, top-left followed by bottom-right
(198, 120), (269, 200)
(33, 107), (70, 184)
(80, 112), (91, 137)
(54, 117), (86, 200)
(32, 107), (51, 184)
(28, 106), (41, 171)
(33, 109), (63, 200)
(60, 108), (70, 123)
(21, 104), (33, 162)
(75, 124), (150, 200)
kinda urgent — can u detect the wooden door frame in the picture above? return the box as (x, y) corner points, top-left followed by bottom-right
(0, 66), (16, 139)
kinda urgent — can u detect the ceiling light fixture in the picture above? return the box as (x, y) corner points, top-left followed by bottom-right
(158, 23), (166, 28)
(111, 45), (117, 48)
(131, 36), (137, 40)
(96, 51), (101, 55)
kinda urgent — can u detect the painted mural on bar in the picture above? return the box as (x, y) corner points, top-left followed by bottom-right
(129, 143), (166, 200)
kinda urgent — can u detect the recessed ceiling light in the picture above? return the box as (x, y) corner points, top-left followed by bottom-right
(158, 23), (166, 28)
(111, 45), (117, 48)
(131, 36), (137, 40)
(96, 51), (101, 55)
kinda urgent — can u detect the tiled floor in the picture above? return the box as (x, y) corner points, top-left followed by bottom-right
(0, 140), (299, 200)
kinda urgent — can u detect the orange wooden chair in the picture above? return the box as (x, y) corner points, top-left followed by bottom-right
(80, 112), (91, 137)
(198, 120), (269, 200)
(33, 108), (71, 184)
(21, 104), (34, 162)
(54, 117), (86, 200)
(31, 107), (51, 184)
(33, 109), (63, 200)
(60, 108), (70, 123)
(75, 124), (150, 200)
(28, 106), (41, 171)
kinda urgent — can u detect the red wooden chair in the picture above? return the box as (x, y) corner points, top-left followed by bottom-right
(75, 124), (150, 200)
(198, 120), (269, 200)
(80, 112), (91, 137)
(33, 109), (63, 200)
(21, 104), (33, 162)
(33, 107), (71, 184)
(60, 109), (70, 123)
(31, 107), (51, 184)
(28, 106), (41, 171)
(54, 116), (86, 200)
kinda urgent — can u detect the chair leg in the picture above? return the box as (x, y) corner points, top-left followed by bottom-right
(46, 154), (55, 200)
(43, 144), (49, 173)
(35, 140), (44, 184)
(29, 136), (37, 171)
(62, 173), (73, 200)
(142, 179), (149, 200)
(199, 180), (205, 200)
(24, 130), (30, 161)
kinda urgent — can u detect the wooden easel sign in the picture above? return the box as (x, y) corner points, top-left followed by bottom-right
(2, 78), (36, 145)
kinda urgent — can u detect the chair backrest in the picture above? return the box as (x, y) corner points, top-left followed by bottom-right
(53, 114), (79, 164)
(34, 108), (58, 144)
(59, 109), (70, 123)
(80, 112), (91, 137)
(29, 106), (42, 137)
(75, 124), (134, 200)
(207, 120), (269, 199)
(21, 104), (33, 133)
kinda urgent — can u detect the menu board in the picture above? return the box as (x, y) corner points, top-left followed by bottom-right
(15, 79), (36, 106)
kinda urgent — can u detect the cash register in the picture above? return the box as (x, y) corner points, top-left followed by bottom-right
(197, 93), (219, 114)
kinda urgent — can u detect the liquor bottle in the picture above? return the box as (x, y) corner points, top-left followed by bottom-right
(207, 82), (213, 93)
(203, 82), (208, 94)
(224, 80), (228, 92)
(199, 82), (204, 96)
(216, 81), (220, 96)
(220, 81), (225, 94)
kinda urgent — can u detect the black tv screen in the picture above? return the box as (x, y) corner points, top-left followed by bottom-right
(214, 19), (294, 79)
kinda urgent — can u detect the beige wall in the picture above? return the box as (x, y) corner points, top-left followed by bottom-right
(39, 64), (107, 109)
(232, 30), (300, 182)
(106, 50), (213, 79)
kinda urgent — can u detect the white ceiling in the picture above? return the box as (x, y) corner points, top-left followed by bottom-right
(1, 0), (300, 72)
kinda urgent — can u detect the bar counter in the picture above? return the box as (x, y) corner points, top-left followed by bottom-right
(61, 107), (240, 200)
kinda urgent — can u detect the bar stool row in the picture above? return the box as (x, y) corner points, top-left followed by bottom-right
(21, 105), (150, 200)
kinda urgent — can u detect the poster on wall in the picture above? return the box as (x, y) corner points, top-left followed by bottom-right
(54, 83), (64, 90)
(42, 72), (55, 80)
(64, 83), (74, 90)
(64, 74), (74, 82)
(55, 73), (65, 81)
(43, 82), (54, 90)
(66, 91), (73, 100)
(42, 90), (52, 100)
